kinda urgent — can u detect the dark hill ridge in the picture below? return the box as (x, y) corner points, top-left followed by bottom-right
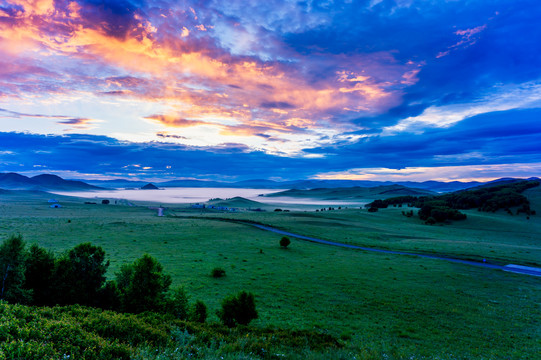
(207, 196), (264, 208)
(0, 173), (102, 191)
(262, 185), (435, 200)
(141, 183), (159, 190)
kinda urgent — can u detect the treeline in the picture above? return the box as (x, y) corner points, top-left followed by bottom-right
(0, 235), (202, 318)
(367, 180), (539, 224)
(429, 180), (539, 213)
(0, 235), (256, 327)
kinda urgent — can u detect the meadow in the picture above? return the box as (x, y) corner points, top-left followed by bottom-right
(0, 189), (540, 359)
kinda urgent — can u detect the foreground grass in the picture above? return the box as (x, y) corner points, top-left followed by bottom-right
(0, 303), (340, 359)
(0, 191), (540, 358)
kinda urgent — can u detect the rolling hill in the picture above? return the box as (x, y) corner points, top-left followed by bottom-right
(207, 196), (266, 208)
(261, 184), (435, 200)
(0, 173), (102, 191)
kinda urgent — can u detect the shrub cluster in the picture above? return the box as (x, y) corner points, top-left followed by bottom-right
(0, 302), (340, 360)
(366, 180), (539, 223)
(0, 235), (204, 322)
(216, 290), (258, 327)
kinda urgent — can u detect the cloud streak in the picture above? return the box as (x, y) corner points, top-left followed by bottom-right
(0, 0), (540, 180)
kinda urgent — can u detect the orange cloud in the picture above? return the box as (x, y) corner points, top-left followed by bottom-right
(0, 0), (420, 148)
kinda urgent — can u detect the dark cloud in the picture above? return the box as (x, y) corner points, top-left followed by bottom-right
(306, 108), (541, 171)
(78, 0), (146, 38)
(260, 101), (295, 109)
(0, 132), (314, 179)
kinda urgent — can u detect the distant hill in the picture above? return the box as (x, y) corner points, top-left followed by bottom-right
(465, 177), (540, 191)
(262, 185), (435, 200)
(207, 196), (265, 208)
(79, 179), (148, 188)
(141, 183), (159, 190)
(76, 175), (539, 193)
(0, 173), (102, 191)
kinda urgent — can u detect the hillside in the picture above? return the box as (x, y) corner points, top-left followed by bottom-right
(0, 173), (102, 191)
(262, 185), (435, 200)
(141, 183), (159, 190)
(207, 196), (265, 208)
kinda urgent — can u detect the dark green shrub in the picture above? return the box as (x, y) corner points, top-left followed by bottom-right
(0, 234), (31, 304)
(425, 217), (436, 225)
(116, 254), (172, 314)
(211, 267), (226, 278)
(189, 300), (208, 323)
(279, 236), (291, 248)
(165, 286), (189, 320)
(24, 243), (55, 306)
(53, 243), (109, 306)
(217, 290), (258, 327)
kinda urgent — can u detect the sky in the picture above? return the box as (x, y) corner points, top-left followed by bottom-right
(0, 0), (540, 182)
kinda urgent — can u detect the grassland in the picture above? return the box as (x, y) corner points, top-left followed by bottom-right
(0, 189), (540, 359)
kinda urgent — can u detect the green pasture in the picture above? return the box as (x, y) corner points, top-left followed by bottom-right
(196, 187), (541, 267)
(0, 190), (540, 359)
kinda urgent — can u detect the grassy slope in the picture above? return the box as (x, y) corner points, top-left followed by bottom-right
(0, 191), (540, 359)
(200, 187), (541, 266)
(263, 185), (434, 200)
(206, 196), (265, 208)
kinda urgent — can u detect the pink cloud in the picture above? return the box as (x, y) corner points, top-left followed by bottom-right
(0, 0), (421, 143)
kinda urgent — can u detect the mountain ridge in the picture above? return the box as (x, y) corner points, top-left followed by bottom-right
(0, 173), (102, 191)
(2, 172), (539, 193)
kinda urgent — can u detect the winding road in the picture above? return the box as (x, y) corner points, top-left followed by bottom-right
(247, 223), (541, 277)
(173, 215), (541, 278)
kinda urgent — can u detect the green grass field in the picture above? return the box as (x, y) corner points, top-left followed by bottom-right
(0, 190), (540, 359)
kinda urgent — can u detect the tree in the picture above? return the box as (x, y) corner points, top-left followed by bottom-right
(0, 234), (31, 304)
(53, 243), (109, 306)
(116, 254), (172, 313)
(279, 236), (291, 249)
(189, 300), (207, 323)
(24, 243), (55, 306)
(217, 290), (258, 327)
(165, 286), (189, 320)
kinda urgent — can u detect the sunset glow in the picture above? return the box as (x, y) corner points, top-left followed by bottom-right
(1, 0), (540, 181)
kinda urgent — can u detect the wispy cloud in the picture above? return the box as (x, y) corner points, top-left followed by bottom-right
(0, 0), (540, 180)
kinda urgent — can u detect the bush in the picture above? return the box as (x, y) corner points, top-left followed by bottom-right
(116, 254), (172, 314)
(25, 243), (55, 306)
(211, 267), (226, 278)
(189, 300), (207, 323)
(217, 290), (258, 327)
(0, 234), (30, 304)
(53, 242), (109, 306)
(279, 236), (291, 249)
(165, 286), (189, 320)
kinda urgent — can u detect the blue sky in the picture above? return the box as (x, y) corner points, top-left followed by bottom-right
(0, 0), (540, 181)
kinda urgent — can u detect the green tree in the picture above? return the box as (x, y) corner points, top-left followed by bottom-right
(24, 243), (55, 306)
(165, 286), (189, 320)
(116, 254), (172, 313)
(53, 243), (109, 306)
(189, 300), (208, 323)
(0, 234), (31, 304)
(217, 290), (258, 327)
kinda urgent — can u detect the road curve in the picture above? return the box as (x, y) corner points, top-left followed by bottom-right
(247, 223), (541, 278)
(170, 215), (541, 277)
